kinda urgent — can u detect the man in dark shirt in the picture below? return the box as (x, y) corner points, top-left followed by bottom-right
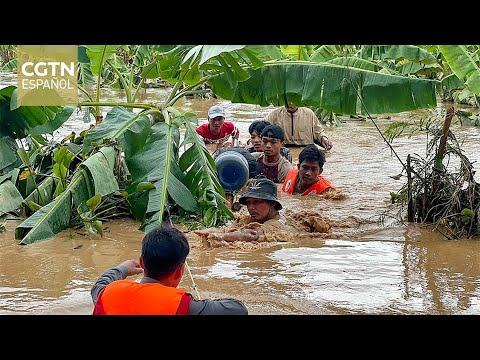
(246, 119), (292, 163)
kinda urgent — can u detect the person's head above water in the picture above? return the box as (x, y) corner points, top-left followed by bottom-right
(298, 144), (326, 170)
(239, 176), (282, 222)
(206, 105), (226, 135)
(297, 144), (327, 189)
(140, 225), (190, 286)
(248, 120), (271, 152)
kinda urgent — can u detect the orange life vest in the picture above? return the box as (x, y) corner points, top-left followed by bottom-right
(92, 279), (191, 315)
(281, 168), (332, 195)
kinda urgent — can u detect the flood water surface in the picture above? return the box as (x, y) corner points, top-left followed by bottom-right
(1, 76), (480, 315)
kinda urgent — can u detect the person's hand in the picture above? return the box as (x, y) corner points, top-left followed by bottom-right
(194, 229), (212, 238)
(240, 229), (260, 242)
(119, 259), (143, 276)
(205, 232), (224, 241)
(195, 229), (259, 242)
(321, 136), (333, 151)
(231, 127), (240, 140)
(194, 229), (226, 241)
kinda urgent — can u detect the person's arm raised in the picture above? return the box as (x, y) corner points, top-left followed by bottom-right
(90, 260), (143, 304)
(194, 228), (263, 242)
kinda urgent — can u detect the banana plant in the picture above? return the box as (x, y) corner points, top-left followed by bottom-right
(5, 44), (480, 244)
(77, 45), (262, 233)
(0, 85), (75, 195)
(438, 45), (480, 96)
(15, 146), (119, 244)
(208, 60), (438, 115)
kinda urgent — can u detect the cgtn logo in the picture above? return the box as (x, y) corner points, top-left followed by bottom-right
(21, 61), (75, 90)
(17, 45), (78, 106)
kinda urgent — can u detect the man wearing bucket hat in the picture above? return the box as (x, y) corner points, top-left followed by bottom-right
(195, 105), (239, 148)
(194, 176), (287, 243)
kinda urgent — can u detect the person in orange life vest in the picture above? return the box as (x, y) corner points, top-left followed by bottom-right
(91, 225), (248, 315)
(194, 176), (287, 243)
(251, 124), (292, 183)
(281, 144), (334, 195)
(195, 105), (239, 147)
(246, 120), (292, 163)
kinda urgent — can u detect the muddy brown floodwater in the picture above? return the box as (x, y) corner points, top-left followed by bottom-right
(1, 73), (480, 315)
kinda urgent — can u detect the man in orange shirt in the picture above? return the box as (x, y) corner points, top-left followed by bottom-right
(91, 225), (247, 315)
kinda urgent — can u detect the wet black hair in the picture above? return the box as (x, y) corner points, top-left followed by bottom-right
(298, 144), (326, 169)
(248, 120), (271, 135)
(141, 225), (190, 279)
(261, 124), (285, 141)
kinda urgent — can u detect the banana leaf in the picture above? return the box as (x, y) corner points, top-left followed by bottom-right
(438, 45), (480, 95)
(0, 180), (23, 215)
(15, 190), (72, 244)
(28, 106), (75, 135)
(142, 45), (250, 86)
(0, 136), (20, 174)
(132, 45), (151, 67)
(81, 146), (118, 196)
(311, 45), (343, 62)
(83, 106), (151, 154)
(85, 45), (119, 75)
(15, 147), (119, 244)
(246, 45), (284, 61)
(441, 73), (464, 91)
(125, 121), (199, 233)
(208, 62), (438, 115)
(0, 86), (70, 139)
(384, 45), (438, 64)
(0, 168), (19, 185)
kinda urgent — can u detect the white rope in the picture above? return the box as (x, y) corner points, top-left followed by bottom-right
(167, 219), (202, 300)
(185, 260), (201, 300)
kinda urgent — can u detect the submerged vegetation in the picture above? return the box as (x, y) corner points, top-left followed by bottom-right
(388, 108), (480, 238)
(1, 45), (480, 244)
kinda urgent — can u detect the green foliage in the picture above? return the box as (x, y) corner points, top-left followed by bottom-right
(392, 126), (480, 238)
(383, 121), (415, 143)
(438, 45), (480, 95)
(15, 147), (119, 244)
(208, 62), (438, 115)
(3, 44), (480, 244)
